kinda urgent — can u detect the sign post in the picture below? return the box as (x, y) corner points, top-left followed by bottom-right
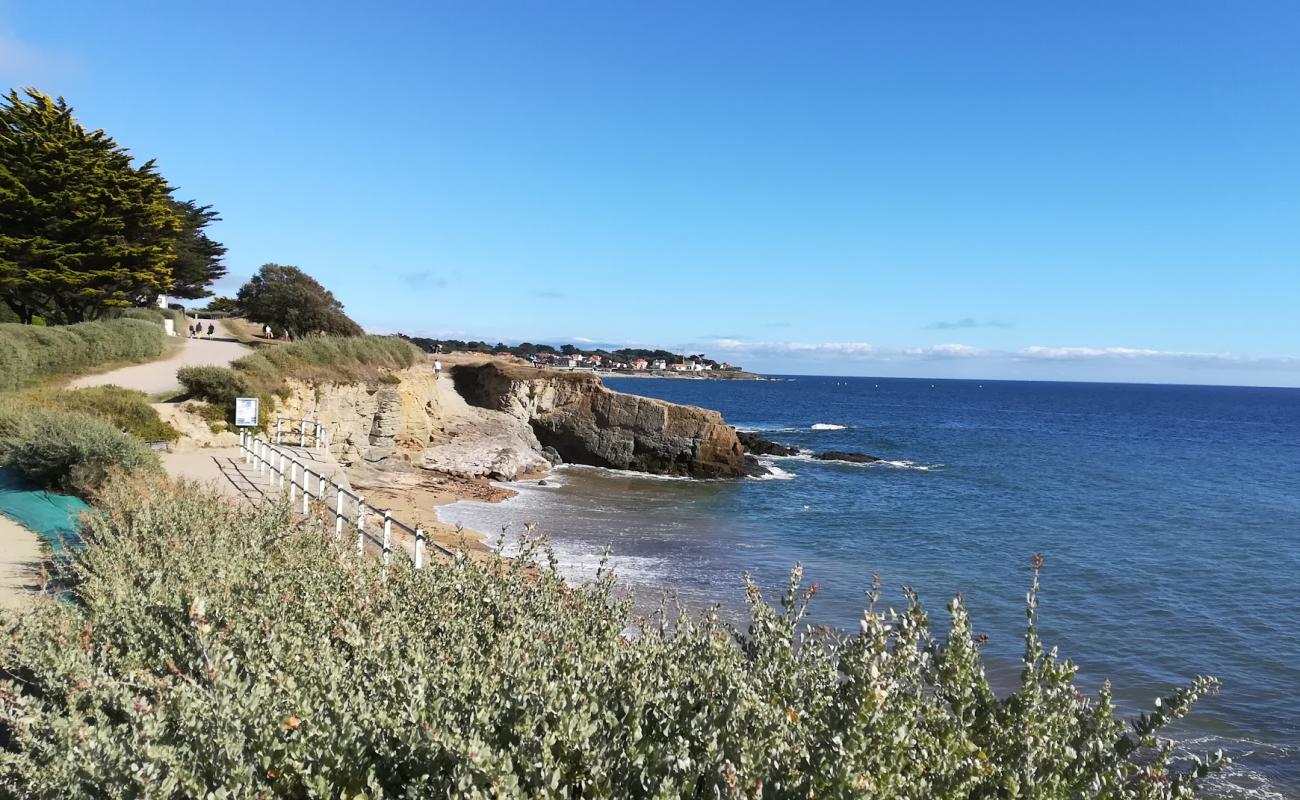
(234, 397), (260, 429)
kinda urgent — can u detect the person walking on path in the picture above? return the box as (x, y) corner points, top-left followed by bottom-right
(207, 323), (215, 339)
(434, 359), (442, 380)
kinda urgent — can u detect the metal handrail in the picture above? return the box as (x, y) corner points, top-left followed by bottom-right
(238, 430), (453, 569)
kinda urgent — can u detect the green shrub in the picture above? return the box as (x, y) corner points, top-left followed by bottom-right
(0, 318), (166, 391)
(110, 307), (163, 323)
(107, 306), (186, 330)
(35, 386), (179, 442)
(177, 365), (248, 407)
(0, 402), (162, 497)
(186, 401), (228, 425)
(0, 481), (1224, 797)
(176, 366), (272, 431)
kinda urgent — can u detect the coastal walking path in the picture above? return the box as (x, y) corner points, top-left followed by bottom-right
(162, 443), (353, 508)
(67, 321), (249, 395)
(0, 515), (45, 611)
(3, 320), (254, 609)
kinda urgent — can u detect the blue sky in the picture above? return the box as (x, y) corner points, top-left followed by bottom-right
(3, 1), (1299, 385)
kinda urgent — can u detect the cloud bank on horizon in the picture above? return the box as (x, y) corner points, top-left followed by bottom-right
(700, 338), (1300, 386)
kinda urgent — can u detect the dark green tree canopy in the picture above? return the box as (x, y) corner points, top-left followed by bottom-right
(0, 88), (227, 322)
(235, 263), (363, 339)
(168, 199), (227, 299)
(201, 295), (238, 313)
(0, 89), (184, 323)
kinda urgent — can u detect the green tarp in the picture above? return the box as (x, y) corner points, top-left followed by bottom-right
(0, 468), (89, 552)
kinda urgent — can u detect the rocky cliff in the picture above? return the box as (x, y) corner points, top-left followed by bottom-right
(450, 362), (748, 478)
(275, 367), (550, 481)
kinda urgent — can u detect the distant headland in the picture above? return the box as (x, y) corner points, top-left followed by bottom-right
(397, 335), (767, 379)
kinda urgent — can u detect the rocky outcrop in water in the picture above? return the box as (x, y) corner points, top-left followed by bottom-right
(736, 430), (800, 457)
(816, 451), (881, 463)
(451, 362), (749, 478)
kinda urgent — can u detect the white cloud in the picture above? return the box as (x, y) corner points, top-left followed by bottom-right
(1013, 346), (1300, 368)
(708, 340), (987, 361)
(708, 339), (1300, 371)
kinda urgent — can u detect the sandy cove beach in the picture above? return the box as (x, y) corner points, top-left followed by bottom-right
(351, 471), (516, 560)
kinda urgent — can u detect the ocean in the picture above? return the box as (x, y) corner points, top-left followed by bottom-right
(438, 375), (1300, 798)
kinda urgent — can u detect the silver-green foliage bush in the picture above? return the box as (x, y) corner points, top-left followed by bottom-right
(0, 402), (163, 497)
(0, 480), (1224, 798)
(0, 318), (165, 391)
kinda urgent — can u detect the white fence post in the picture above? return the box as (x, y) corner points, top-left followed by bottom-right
(289, 462), (298, 504)
(314, 420), (323, 451)
(414, 527), (425, 570)
(302, 469), (312, 514)
(317, 473), (326, 502)
(300, 419), (307, 447)
(276, 417), (283, 445)
(278, 454), (286, 488)
(382, 510), (392, 565)
(356, 499), (366, 554)
(334, 489), (344, 540)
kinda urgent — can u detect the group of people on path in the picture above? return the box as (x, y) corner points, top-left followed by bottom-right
(188, 322), (216, 339)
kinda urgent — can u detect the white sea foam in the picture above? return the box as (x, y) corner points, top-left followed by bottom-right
(877, 460), (943, 472)
(811, 423), (847, 430)
(750, 462), (796, 480)
(561, 464), (698, 482)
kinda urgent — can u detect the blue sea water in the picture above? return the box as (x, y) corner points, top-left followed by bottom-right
(438, 376), (1300, 797)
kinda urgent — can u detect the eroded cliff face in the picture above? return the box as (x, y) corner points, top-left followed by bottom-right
(451, 362), (747, 478)
(276, 367), (549, 480)
(277, 370), (442, 467)
(272, 360), (748, 481)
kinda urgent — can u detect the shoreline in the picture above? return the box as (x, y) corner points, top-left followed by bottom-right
(350, 471), (518, 559)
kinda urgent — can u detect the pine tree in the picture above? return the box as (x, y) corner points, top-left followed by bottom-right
(167, 199), (228, 299)
(0, 88), (183, 323)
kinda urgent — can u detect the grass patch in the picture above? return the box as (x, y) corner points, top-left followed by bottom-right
(24, 386), (180, 442)
(0, 318), (166, 392)
(0, 401), (163, 497)
(178, 335), (422, 428)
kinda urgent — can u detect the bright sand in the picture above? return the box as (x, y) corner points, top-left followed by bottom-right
(0, 514), (45, 610)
